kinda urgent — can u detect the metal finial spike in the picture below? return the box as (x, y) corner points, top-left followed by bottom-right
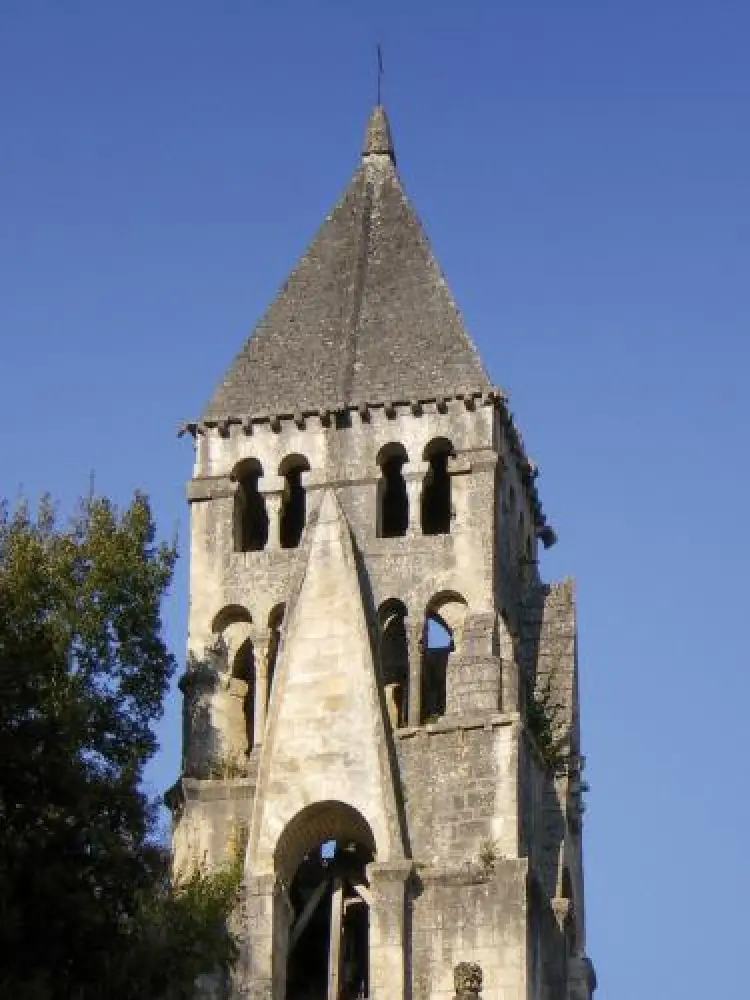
(376, 43), (383, 106)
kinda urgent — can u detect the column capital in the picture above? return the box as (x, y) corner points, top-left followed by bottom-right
(248, 626), (272, 650)
(367, 859), (415, 883)
(406, 623), (424, 727)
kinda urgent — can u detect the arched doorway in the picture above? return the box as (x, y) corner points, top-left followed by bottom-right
(275, 802), (376, 1000)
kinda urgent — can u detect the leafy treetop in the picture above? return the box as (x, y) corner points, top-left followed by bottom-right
(0, 492), (240, 1000)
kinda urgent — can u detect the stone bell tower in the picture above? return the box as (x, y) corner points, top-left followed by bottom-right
(171, 105), (596, 1000)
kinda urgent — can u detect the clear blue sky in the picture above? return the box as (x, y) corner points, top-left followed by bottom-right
(2, 2), (749, 996)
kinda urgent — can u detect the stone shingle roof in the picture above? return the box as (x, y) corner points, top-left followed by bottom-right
(202, 106), (491, 422)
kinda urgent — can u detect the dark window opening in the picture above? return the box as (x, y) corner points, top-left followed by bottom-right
(378, 600), (408, 727)
(234, 464), (268, 552)
(420, 613), (452, 722)
(279, 457), (309, 549)
(211, 604), (252, 636)
(286, 840), (372, 1000)
(421, 440), (453, 535)
(267, 604), (285, 711)
(377, 446), (408, 538)
(233, 639), (256, 753)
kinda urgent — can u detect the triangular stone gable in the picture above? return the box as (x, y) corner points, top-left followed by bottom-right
(246, 490), (405, 876)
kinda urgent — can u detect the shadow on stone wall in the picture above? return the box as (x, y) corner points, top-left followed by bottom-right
(350, 530), (413, 864)
(180, 651), (224, 780)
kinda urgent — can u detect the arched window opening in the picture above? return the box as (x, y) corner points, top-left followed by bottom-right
(277, 802), (375, 1000)
(233, 459), (268, 552)
(209, 605), (253, 683)
(376, 443), (408, 538)
(233, 639), (256, 754)
(279, 455), (310, 549)
(286, 839), (372, 1000)
(378, 599), (408, 727)
(420, 612), (451, 722)
(421, 438), (454, 535)
(211, 604), (252, 636)
(266, 604), (285, 711)
(420, 593), (468, 723)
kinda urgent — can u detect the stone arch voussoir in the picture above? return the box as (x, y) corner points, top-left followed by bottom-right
(274, 800), (376, 884)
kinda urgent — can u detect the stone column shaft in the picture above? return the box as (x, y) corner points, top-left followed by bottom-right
(234, 874), (281, 1000)
(263, 493), (282, 550)
(367, 861), (413, 1000)
(404, 475), (422, 537)
(406, 622), (424, 727)
(252, 634), (270, 748)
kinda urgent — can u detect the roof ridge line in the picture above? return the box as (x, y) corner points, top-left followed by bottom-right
(340, 172), (374, 404)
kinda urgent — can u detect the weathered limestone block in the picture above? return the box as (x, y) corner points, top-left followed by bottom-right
(447, 654), (501, 715)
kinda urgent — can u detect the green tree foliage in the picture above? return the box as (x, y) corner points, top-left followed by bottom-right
(0, 493), (240, 1000)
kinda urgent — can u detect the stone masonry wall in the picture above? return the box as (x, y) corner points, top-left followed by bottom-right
(410, 861), (529, 1000)
(396, 718), (520, 866)
(172, 397), (588, 1000)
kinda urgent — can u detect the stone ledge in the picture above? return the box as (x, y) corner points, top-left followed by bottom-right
(415, 856), (528, 887)
(368, 859), (416, 882)
(181, 776), (258, 801)
(396, 711), (521, 740)
(186, 476), (235, 502)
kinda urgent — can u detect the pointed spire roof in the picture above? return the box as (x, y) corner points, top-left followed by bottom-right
(202, 105), (491, 422)
(363, 104), (395, 159)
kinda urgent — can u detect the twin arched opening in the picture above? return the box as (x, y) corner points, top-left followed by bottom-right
(209, 603), (286, 756)
(233, 456), (310, 553)
(376, 592), (468, 727)
(376, 438), (455, 538)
